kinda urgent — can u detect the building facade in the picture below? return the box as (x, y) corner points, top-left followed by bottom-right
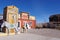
(2, 6), (18, 33)
(3, 6), (18, 24)
(18, 12), (36, 29)
(0, 6), (36, 33)
(49, 14), (60, 29)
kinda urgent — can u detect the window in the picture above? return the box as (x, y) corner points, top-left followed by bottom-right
(53, 16), (58, 22)
(18, 22), (20, 27)
(28, 22), (32, 27)
(12, 14), (16, 23)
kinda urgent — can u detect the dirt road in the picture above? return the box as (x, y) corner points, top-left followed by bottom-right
(0, 28), (60, 40)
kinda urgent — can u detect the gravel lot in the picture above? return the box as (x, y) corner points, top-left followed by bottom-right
(0, 28), (60, 40)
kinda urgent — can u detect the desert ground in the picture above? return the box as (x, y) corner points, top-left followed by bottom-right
(0, 28), (60, 40)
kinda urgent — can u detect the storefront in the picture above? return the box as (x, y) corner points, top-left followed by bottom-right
(18, 12), (36, 29)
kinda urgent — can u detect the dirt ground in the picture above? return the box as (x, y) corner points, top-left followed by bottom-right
(0, 28), (60, 40)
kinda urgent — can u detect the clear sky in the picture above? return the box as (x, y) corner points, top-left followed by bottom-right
(0, 0), (60, 23)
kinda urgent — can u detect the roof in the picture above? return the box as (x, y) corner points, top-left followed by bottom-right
(19, 12), (29, 14)
(49, 14), (60, 18)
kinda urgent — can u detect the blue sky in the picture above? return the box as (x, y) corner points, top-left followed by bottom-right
(0, 0), (60, 23)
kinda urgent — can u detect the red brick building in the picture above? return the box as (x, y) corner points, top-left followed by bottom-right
(18, 12), (36, 29)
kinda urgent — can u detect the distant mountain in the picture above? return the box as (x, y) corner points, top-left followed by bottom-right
(0, 14), (3, 16)
(36, 23), (43, 28)
(36, 22), (49, 28)
(0, 14), (3, 19)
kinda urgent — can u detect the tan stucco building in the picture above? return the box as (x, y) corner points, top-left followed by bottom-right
(2, 6), (18, 33)
(3, 6), (18, 24)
